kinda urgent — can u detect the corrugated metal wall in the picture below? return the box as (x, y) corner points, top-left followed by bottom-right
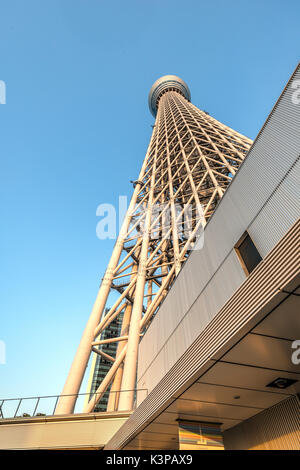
(248, 156), (300, 257)
(223, 395), (300, 450)
(138, 64), (300, 393)
(106, 220), (300, 450)
(138, 251), (245, 391)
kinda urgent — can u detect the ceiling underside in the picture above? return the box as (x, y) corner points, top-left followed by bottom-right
(125, 277), (300, 450)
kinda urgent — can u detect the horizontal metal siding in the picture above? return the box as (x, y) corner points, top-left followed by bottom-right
(138, 64), (300, 389)
(248, 157), (300, 257)
(223, 395), (300, 450)
(138, 251), (245, 390)
(106, 219), (300, 450)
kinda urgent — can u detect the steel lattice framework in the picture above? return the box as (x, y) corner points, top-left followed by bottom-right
(56, 75), (252, 415)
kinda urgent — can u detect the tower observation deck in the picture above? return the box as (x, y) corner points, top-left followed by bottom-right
(55, 75), (252, 415)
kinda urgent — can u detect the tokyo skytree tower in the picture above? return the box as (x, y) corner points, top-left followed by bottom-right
(56, 75), (252, 415)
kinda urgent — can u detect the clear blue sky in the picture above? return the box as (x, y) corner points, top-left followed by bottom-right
(0, 0), (299, 401)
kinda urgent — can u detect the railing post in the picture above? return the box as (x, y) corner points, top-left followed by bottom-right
(33, 397), (40, 416)
(53, 396), (59, 415)
(14, 399), (22, 418)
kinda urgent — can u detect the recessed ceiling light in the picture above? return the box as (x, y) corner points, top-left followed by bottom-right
(266, 377), (298, 389)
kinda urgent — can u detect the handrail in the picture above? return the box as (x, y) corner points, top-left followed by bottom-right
(0, 389), (148, 419)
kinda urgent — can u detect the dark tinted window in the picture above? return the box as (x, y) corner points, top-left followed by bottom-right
(237, 233), (262, 274)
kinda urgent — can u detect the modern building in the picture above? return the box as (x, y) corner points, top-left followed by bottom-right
(0, 64), (299, 450)
(85, 309), (124, 412)
(104, 65), (300, 450)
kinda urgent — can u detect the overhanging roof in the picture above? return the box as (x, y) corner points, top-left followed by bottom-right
(105, 218), (300, 449)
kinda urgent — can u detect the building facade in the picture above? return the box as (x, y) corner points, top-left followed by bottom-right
(105, 64), (300, 450)
(1, 66), (299, 451)
(85, 309), (124, 412)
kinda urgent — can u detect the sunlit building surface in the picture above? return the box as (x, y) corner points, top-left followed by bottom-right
(0, 65), (299, 450)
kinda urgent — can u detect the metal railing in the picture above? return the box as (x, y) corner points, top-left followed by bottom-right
(0, 388), (148, 420)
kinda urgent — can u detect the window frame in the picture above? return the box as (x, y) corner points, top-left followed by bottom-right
(234, 231), (262, 276)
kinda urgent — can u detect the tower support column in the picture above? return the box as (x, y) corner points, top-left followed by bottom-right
(57, 75), (251, 415)
(55, 158), (151, 415)
(118, 116), (161, 411)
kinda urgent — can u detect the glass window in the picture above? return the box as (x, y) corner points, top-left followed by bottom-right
(235, 232), (262, 275)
